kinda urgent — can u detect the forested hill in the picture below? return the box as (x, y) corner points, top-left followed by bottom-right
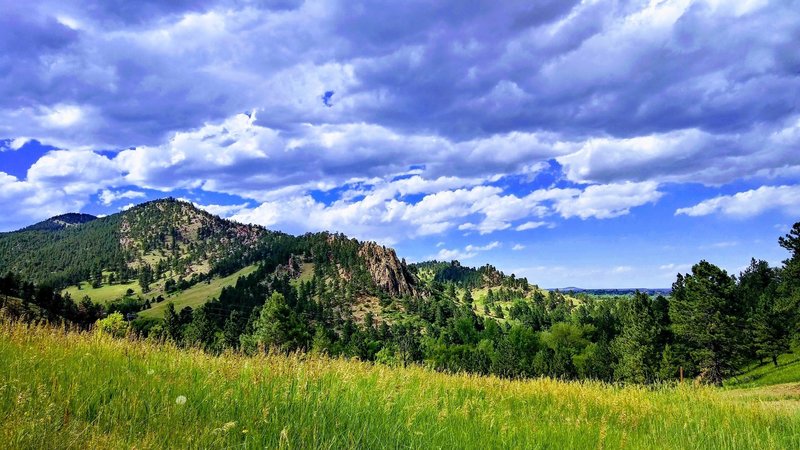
(410, 260), (532, 290)
(0, 199), (272, 287)
(19, 213), (98, 232)
(2, 198), (799, 388)
(0, 198), (419, 299)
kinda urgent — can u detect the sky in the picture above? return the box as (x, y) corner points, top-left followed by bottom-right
(1, 0), (799, 288)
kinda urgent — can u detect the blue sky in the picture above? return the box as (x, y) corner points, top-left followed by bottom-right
(1, 0), (799, 287)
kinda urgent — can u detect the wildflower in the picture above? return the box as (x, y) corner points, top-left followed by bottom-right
(175, 395), (187, 405)
(147, 369), (155, 375)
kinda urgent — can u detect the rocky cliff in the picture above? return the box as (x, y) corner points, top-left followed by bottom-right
(358, 241), (418, 297)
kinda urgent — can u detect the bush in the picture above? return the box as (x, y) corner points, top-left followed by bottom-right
(95, 312), (128, 338)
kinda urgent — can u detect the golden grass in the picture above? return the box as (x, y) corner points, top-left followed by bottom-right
(1, 320), (798, 449)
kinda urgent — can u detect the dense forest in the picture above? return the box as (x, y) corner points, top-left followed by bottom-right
(132, 223), (798, 385)
(1, 199), (798, 386)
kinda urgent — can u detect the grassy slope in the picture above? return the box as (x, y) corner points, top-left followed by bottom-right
(1, 322), (799, 449)
(289, 262), (315, 287)
(726, 352), (800, 388)
(64, 277), (146, 304)
(140, 265), (258, 318)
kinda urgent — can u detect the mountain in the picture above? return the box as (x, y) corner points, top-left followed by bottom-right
(410, 259), (533, 291)
(20, 213), (98, 232)
(0, 199), (278, 288)
(0, 198), (420, 309)
(557, 287), (672, 296)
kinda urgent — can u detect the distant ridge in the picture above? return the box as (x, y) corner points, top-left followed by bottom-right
(557, 287), (671, 295)
(20, 213), (98, 232)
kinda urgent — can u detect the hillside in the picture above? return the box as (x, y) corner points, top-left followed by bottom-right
(1, 321), (798, 449)
(20, 213), (98, 232)
(726, 352), (800, 388)
(0, 199), (277, 288)
(2, 200), (799, 391)
(0, 199), (424, 324)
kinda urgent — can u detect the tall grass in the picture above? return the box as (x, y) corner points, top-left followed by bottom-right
(0, 320), (798, 449)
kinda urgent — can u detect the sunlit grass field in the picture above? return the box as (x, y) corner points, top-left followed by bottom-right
(140, 264), (258, 318)
(726, 352), (800, 388)
(63, 276), (147, 304)
(1, 321), (798, 449)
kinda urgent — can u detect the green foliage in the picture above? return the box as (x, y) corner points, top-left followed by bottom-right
(249, 292), (310, 353)
(670, 261), (743, 385)
(95, 312), (128, 338)
(613, 292), (663, 383)
(5, 198), (800, 389)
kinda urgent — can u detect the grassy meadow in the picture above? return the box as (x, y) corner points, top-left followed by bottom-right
(63, 276), (146, 304)
(62, 265), (257, 318)
(726, 353), (800, 388)
(140, 265), (258, 318)
(1, 321), (799, 449)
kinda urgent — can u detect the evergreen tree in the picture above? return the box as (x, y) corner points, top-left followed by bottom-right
(462, 289), (473, 307)
(670, 261), (742, 385)
(613, 292), (660, 383)
(251, 292), (309, 352)
(223, 310), (242, 349)
(163, 302), (182, 342)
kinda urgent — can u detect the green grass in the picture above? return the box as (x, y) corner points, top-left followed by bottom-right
(290, 262), (315, 287)
(1, 321), (799, 449)
(64, 279), (145, 304)
(726, 352), (800, 388)
(140, 265), (258, 318)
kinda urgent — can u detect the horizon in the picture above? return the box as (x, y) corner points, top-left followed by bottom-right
(1, 1), (799, 288)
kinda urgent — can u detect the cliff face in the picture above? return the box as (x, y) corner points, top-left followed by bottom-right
(358, 242), (418, 297)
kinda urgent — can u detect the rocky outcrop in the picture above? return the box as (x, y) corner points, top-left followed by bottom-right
(358, 242), (418, 297)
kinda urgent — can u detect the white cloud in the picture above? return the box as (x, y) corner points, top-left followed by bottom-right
(99, 189), (146, 206)
(557, 119), (800, 187)
(465, 241), (500, 252)
(193, 202), (251, 218)
(433, 248), (477, 261)
(42, 104), (84, 128)
(704, 241), (739, 249)
(0, 137), (30, 151)
(512, 244), (526, 251)
(659, 263), (692, 272)
(676, 185), (800, 217)
(552, 181), (663, 219)
(516, 221), (550, 231)
(431, 240), (499, 262)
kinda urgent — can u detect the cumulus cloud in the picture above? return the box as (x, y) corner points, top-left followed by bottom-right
(99, 189), (146, 206)
(553, 181), (663, 220)
(432, 240), (500, 262)
(676, 185), (800, 217)
(1, 0), (798, 239)
(557, 118), (800, 186)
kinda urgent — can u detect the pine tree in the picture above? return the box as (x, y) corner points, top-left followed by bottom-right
(494, 305), (504, 318)
(462, 289), (474, 307)
(164, 302), (182, 342)
(670, 261), (742, 385)
(613, 292), (660, 383)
